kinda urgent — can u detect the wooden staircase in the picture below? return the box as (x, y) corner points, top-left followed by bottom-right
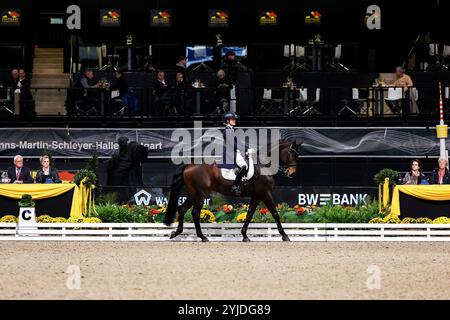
(31, 48), (70, 115)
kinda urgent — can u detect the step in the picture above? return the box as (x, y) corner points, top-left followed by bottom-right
(32, 68), (64, 74)
(34, 47), (64, 51)
(35, 101), (66, 115)
(34, 52), (64, 58)
(33, 62), (63, 68)
(32, 89), (67, 98)
(31, 73), (70, 80)
(34, 57), (63, 62)
(31, 79), (70, 88)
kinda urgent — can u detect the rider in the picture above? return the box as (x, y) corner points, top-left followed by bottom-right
(222, 111), (248, 196)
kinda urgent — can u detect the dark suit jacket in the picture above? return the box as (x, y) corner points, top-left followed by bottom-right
(35, 167), (60, 183)
(7, 166), (33, 183)
(430, 168), (450, 184)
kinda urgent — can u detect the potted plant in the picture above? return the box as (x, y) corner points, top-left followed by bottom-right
(18, 194), (35, 208)
(17, 194), (37, 231)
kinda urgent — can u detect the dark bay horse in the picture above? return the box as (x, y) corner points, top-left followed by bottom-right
(163, 140), (301, 242)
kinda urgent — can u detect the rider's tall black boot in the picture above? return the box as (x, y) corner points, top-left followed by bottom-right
(231, 166), (247, 196)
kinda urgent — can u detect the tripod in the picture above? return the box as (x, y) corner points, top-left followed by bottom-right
(0, 99), (14, 115)
(193, 62), (214, 72)
(138, 55), (157, 71)
(99, 55), (119, 71)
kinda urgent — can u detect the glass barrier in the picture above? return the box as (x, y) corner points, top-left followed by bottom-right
(0, 84), (447, 119)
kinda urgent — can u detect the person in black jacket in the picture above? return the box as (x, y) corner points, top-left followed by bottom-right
(153, 70), (172, 113)
(7, 155), (33, 184)
(175, 56), (187, 80)
(212, 69), (231, 114)
(430, 158), (450, 184)
(17, 69), (34, 117)
(35, 155), (61, 183)
(110, 69), (128, 98)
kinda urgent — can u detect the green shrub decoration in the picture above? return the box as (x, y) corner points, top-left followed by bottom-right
(73, 169), (98, 188)
(374, 168), (399, 186)
(18, 194), (35, 208)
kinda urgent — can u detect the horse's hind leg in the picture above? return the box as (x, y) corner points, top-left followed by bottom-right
(262, 193), (290, 242)
(241, 198), (259, 242)
(192, 205), (209, 242)
(170, 198), (192, 239)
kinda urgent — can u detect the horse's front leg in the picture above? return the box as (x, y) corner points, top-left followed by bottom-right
(241, 198), (259, 242)
(262, 193), (290, 241)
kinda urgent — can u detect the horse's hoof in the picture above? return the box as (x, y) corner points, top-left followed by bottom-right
(169, 231), (179, 239)
(201, 237), (209, 242)
(242, 237), (251, 242)
(282, 235), (291, 242)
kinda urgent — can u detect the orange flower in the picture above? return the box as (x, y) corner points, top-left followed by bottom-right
(148, 208), (160, 216)
(223, 204), (233, 213)
(294, 205), (305, 215)
(259, 208), (269, 215)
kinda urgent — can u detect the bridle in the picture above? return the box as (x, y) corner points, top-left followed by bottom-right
(279, 146), (300, 178)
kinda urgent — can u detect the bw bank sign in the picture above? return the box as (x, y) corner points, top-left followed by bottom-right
(298, 193), (369, 206)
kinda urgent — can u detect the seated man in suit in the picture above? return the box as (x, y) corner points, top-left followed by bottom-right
(7, 155), (33, 184)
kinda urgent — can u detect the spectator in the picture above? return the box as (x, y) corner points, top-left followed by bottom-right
(430, 158), (450, 184)
(403, 159), (426, 185)
(153, 70), (171, 113)
(78, 68), (101, 91)
(6, 69), (19, 88)
(35, 155), (61, 183)
(387, 66), (418, 114)
(175, 56), (187, 79)
(5, 69), (19, 107)
(110, 69), (128, 97)
(17, 69), (34, 117)
(173, 72), (187, 114)
(6, 155), (33, 184)
(213, 69), (231, 113)
(392, 66), (413, 89)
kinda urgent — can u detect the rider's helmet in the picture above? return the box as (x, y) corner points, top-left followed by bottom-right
(223, 111), (238, 123)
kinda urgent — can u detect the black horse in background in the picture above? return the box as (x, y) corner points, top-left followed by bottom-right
(107, 137), (149, 186)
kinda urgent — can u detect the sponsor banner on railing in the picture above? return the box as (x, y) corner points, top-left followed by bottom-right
(0, 127), (442, 158)
(105, 186), (378, 207)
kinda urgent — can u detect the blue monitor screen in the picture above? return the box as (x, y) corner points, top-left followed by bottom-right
(221, 46), (247, 58)
(186, 46), (214, 68)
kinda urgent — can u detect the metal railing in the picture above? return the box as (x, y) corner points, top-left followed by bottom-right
(0, 85), (448, 118)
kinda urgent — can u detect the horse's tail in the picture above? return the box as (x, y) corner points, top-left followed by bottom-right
(164, 165), (186, 226)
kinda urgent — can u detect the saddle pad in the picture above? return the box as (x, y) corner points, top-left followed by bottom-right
(220, 167), (254, 181)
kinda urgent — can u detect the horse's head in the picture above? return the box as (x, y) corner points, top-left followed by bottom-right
(279, 140), (302, 178)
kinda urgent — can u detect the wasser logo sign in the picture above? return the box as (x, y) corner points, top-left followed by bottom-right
(298, 193), (368, 206)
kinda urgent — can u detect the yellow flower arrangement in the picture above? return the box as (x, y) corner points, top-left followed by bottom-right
(401, 217), (416, 224)
(382, 214), (401, 224)
(82, 217), (102, 223)
(433, 217), (450, 224)
(416, 217), (433, 224)
(52, 217), (67, 223)
(0, 215), (18, 223)
(236, 212), (248, 222)
(369, 217), (384, 224)
(36, 215), (54, 223)
(235, 212), (256, 223)
(158, 206), (167, 214)
(67, 216), (85, 223)
(200, 209), (215, 223)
